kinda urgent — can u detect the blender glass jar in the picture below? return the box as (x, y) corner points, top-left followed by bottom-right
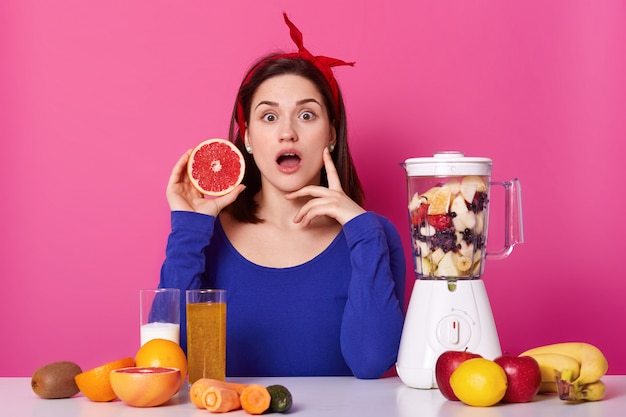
(403, 152), (493, 280)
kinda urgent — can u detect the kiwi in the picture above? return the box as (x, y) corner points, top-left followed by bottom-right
(31, 361), (82, 399)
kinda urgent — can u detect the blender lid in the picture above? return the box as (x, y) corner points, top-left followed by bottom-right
(404, 151), (492, 176)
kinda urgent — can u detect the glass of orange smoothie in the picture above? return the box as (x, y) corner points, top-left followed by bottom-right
(185, 289), (226, 384)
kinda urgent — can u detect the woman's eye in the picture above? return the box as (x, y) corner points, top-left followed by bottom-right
(262, 113), (277, 122)
(300, 111), (315, 121)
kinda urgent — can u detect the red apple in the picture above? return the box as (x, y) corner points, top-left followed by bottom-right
(435, 350), (482, 401)
(494, 353), (542, 403)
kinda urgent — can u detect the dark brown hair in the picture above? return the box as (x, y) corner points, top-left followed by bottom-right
(227, 54), (364, 223)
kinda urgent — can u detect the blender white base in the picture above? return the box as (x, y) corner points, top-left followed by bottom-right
(396, 279), (502, 389)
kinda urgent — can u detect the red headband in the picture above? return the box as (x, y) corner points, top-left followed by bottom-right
(236, 13), (355, 137)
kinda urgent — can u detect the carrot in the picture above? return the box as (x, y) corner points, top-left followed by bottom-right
(190, 379), (214, 408)
(201, 387), (241, 413)
(190, 378), (249, 408)
(195, 378), (249, 395)
(240, 384), (272, 415)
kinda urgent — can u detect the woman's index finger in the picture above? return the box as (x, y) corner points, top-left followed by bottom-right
(323, 147), (342, 190)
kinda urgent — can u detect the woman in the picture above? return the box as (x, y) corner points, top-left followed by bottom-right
(159, 14), (405, 379)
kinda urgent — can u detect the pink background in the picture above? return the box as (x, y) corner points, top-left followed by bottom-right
(2, 1), (625, 376)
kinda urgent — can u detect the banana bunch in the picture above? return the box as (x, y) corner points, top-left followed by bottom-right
(520, 342), (608, 401)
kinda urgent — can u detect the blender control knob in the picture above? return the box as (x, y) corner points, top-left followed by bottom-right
(436, 315), (472, 349)
(449, 319), (460, 344)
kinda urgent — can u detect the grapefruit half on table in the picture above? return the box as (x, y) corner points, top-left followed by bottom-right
(187, 138), (245, 196)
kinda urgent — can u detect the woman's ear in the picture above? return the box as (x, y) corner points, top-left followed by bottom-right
(244, 128), (251, 152)
(329, 127), (337, 149)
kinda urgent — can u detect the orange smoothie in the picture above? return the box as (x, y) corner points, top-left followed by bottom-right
(186, 302), (226, 384)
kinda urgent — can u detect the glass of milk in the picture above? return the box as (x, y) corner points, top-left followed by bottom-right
(140, 288), (180, 346)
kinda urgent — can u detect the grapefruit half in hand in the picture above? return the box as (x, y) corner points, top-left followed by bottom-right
(187, 138), (245, 196)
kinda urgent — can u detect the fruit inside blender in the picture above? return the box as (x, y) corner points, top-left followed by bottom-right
(408, 175), (490, 280)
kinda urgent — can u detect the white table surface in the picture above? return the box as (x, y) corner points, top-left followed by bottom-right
(2, 375), (625, 416)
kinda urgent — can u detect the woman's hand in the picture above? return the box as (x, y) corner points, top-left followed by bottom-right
(285, 147), (365, 226)
(166, 149), (245, 216)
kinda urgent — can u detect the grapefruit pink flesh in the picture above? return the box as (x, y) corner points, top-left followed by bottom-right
(110, 366), (181, 407)
(187, 138), (245, 196)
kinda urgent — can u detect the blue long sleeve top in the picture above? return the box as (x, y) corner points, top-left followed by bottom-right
(159, 210), (405, 379)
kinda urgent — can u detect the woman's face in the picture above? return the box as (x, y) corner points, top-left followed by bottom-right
(245, 74), (336, 194)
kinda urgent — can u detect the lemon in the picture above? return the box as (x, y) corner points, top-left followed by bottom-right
(450, 358), (507, 407)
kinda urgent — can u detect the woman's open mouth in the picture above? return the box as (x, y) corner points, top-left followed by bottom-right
(276, 151), (302, 173)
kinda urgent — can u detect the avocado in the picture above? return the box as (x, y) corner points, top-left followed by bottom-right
(267, 384), (293, 413)
(31, 361), (82, 399)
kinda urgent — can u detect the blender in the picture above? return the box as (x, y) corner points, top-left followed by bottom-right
(396, 151), (523, 389)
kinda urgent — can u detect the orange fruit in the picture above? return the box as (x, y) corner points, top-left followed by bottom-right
(427, 186), (451, 215)
(74, 357), (135, 402)
(110, 366), (181, 407)
(450, 358), (508, 407)
(420, 186), (441, 205)
(187, 138), (245, 196)
(135, 338), (187, 392)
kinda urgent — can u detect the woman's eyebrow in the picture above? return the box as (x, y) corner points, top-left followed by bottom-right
(254, 100), (278, 110)
(254, 98), (322, 110)
(297, 98), (322, 106)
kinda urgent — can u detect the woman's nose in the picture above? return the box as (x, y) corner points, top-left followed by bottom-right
(278, 119), (298, 142)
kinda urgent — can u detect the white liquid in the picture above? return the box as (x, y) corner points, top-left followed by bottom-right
(140, 322), (180, 346)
